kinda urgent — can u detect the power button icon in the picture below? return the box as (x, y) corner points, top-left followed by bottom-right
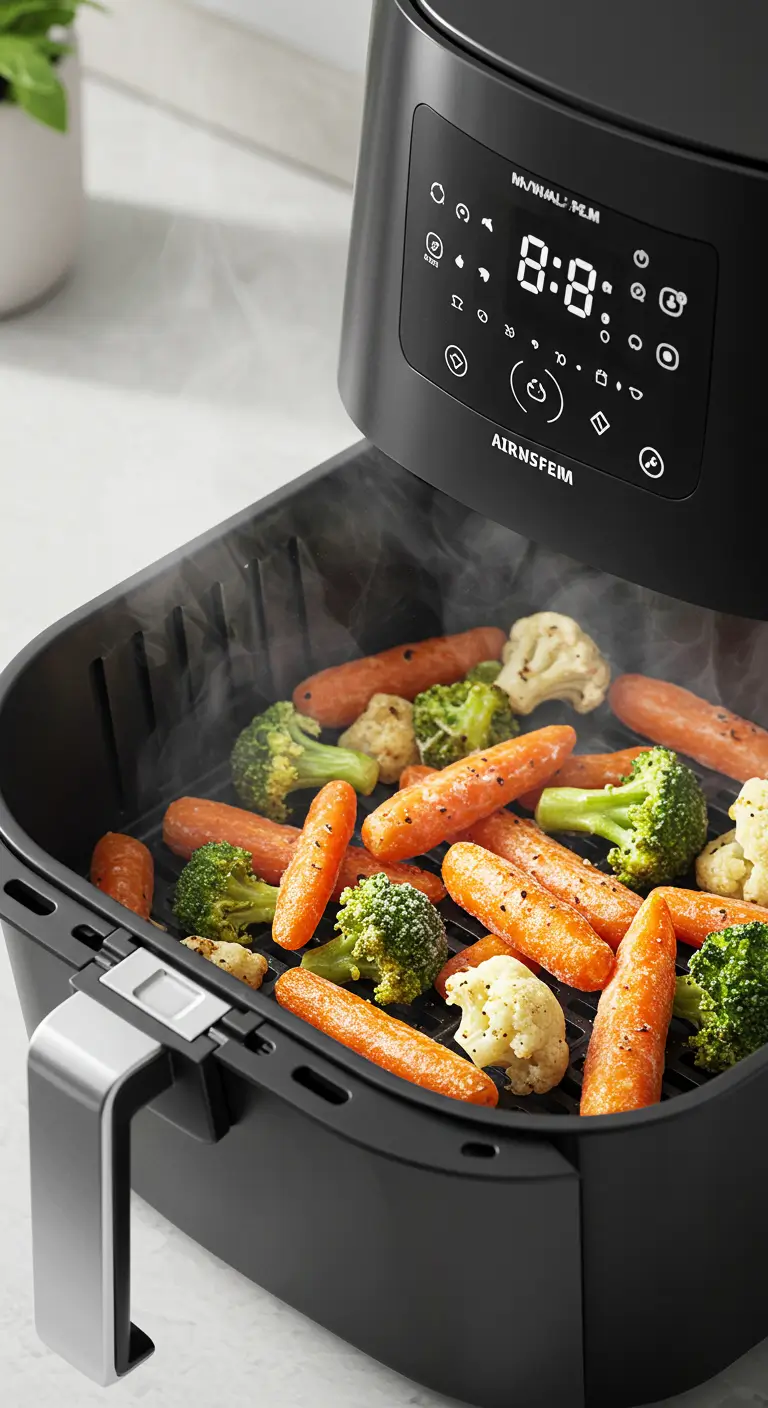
(639, 446), (665, 479)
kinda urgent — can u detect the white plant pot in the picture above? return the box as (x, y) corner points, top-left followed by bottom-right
(0, 52), (83, 317)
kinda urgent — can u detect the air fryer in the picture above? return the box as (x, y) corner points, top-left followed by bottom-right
(1, 5), (767, 1408)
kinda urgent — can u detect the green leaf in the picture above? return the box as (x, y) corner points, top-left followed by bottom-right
(0, 33), (59, 87)
(13, 11), (79, 36)
(14, 67), (66, 128)
(0, 0), (105, 33)
(0, 1), (73, 32)
(0, 34), (67, 128)
(36, 36), (71, 57)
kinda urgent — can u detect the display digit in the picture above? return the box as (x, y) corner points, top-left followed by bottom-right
(564, 257), (597, 318)
(517, 234), (549, 295)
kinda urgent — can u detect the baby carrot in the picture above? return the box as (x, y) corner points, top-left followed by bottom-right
(293, 626), (506, 728)
(442, 842), (614, 991)
(275, 967), (498, 1107)
(466, 813), (642, 951)
(517, 747), (653, 812)
(273, 782), (357, 951)
(163, 797), (446, 904)
(91, 832), (154, 920)
(609, 675), (768, 783)
(399, 763), (436, 790)
(580, 892), (677, 1116)
(653, 886), (768, 948)
(363, 725), (576, 862)
(435, 934), (539, 999)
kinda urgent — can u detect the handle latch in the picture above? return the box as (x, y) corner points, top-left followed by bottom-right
(27, 949), (231, 1384)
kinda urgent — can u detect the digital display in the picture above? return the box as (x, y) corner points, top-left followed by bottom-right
(401, 107), (718, 498)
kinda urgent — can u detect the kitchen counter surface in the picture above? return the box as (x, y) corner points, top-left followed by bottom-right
(0, 78), (765, 1408)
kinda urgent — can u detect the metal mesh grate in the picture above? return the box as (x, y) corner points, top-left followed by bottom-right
(138, 712), (730, 1116)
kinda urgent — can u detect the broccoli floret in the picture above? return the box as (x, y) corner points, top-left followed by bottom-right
(231, 701), (379, 821)
(174, 841), (279, 943)
(465, 660), (502, 686)
(412, 679), (518, 769)
(674, 922), (768, 1072)
(535, 746), (707, 890)
(300, 871), (448, 1006)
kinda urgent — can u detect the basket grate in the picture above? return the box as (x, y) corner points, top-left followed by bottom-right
(136, 714), (731, 1116)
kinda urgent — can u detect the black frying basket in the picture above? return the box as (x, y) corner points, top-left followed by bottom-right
(1, 443), (767, 1408)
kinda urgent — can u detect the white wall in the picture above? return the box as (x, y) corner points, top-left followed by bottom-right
(194, 0), (373, 73)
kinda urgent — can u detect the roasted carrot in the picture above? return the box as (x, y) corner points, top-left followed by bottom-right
(272, 782), (357, 951)
(91, 832), (154, 920)
(609, 674), (768, 783)
(466, 813), (642, 951)
(517, 747), (653, 812)
(653, 886), (768, 949)
(275, 967), (498, 1106)
(442, 842), (614, 991)
(580, 892), (677, 1116)
(294, 626), (506, 728)
(399, 764), (642, 951)
(363, 725), (576, 862)
(399, 763), (436, 790)
(163, 797), (446, 904)
(435, 934), (539, 999)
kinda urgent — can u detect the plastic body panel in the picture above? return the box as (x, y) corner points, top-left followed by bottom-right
(340, 0), (768, 619)
(4, 443), (768, 1404)
(416, 0), (768, 167)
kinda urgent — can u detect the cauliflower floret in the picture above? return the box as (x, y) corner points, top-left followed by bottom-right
(338, 693), (419, 784)
(695, 829), (748, 898)
(445, 954), (570, 1096)
(182, 937), (269, 989)
(696, 778), (768, 905)
(495, 612), (610, 715)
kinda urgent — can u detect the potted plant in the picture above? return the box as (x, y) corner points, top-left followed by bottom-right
(0, 1), (99, 316)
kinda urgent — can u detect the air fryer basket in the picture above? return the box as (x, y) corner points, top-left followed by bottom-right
(3, 442), (768, 1408)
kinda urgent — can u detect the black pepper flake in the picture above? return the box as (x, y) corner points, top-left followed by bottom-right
(405, 816), (413, 824)
(520, 890), (527, 900)
(497, 777), (504, 785)
(500, 903), (507, 912)
(403, 648), (414, 661)
(438, 806), (447, 813)
(325, 823), (333, 833)
(304, 691), (312, 700)
(314, 840), (322, 848)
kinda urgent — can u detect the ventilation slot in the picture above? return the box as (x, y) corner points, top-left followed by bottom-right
(132, 630), (156, 733)
(208, 581), (234, 693)
(287, 536), (312, 669)
(71, 924), (105, 952)
(90, 657), (124, 810)
(4, 878), (55, 916)
(461, 1141), (499, 1160)
(248, 557), (274, 698)
(170, 605), (194, 710)
(292, 1065), (350, 1106)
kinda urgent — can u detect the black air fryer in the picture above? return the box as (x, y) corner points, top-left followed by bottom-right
(1, 5), (767, 1408)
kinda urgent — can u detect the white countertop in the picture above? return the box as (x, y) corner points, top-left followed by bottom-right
(0, 78), (765, 1408)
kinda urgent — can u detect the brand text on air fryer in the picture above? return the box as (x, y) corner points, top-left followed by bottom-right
(491, 433), (573, 484)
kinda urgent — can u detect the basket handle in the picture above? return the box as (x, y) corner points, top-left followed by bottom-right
(28, 990), (173, 1383)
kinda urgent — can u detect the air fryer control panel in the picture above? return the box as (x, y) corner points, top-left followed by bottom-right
(401, 106), (718, 498)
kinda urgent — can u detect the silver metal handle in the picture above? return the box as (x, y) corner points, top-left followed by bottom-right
(28, 990), (173, 1384)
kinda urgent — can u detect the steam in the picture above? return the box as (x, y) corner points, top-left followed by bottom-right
(99, 446), (767, 827)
